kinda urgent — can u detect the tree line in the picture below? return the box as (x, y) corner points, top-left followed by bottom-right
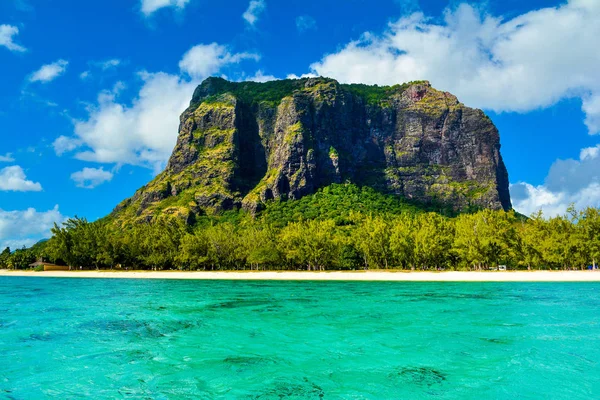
(2, 205), (598, 271)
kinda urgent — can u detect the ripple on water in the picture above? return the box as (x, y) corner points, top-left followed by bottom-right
(221, 355), (283, 373)
(79, 319), (201, 339)
(207, 299), (275, 310)
(392, 367), (447, 388)
(247, 377), (325, 399)
(20, 332), (54, 342)
(479, 337), (512, 345)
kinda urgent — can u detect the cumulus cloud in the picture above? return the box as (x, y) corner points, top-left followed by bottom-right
(99, 59), (121, 70)
(141, 0), (190, 16)
(179, 43), (260, 79)
(0, 24), (26, 52)
(309, 0), (600, 134)
(70, 167), (113, 189)
(80, 59), (122, 80)
(511, 144), (600, 216)
(243, 0), (266, 26)
(246, 70), (277, 82)
(0, 205), (66, 250)
(64, 74), (195, 172)
(286, 72), (317, 80)
(296, 15), (317, 32)
(581, 145), (600, 161)
(29, 59), (69, 83)
(0, 153), (15, 162)
(0, 166), (42, 192)
(53, 136), (82, 156)
(55, 42), (259, 173)
(582, 94), (600, 134)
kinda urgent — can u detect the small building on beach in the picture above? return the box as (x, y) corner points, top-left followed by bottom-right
(29, 261), (70, 271)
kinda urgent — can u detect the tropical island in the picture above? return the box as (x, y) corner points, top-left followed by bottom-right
(1, 78), (599, 273)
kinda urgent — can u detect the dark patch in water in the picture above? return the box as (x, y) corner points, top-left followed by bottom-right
(142, 305), (169, 312)
(79, 319), (200, 339)
(81, 320), (155, 333)
(2, 391), (17, 400)
(567, 352), (595, 365)
(224, 356), (278, 367)
(43, 307), (71, 313)
(126, 349), (154, 363)
(21, 333), (53, 342)
(422, 293), (493, 300)
(288, 297), (314, 302)
(393, 367), (446, 388)
(249, 377), (324, 399)
(480, 337), (510, 344)
(208, 299), (274, 310)
(258, 306), (282, 313)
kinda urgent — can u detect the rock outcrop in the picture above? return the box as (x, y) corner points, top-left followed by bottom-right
(110, 77), (511, 223)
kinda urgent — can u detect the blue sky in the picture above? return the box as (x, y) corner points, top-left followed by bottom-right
(1, 0), (600, 249)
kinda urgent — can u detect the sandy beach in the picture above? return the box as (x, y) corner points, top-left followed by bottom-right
(1, 269), (600, 281)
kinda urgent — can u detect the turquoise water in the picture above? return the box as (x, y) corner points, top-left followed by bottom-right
(1, 278), (599, 399)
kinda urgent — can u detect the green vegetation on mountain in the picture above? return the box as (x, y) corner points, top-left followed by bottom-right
(191, 77), (425, 108)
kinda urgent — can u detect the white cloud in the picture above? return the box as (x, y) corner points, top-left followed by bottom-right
(511, 182), (600, 217)
(53, 136), (82, 156)
(286, 72), (317, 80)
(582, 94), (600, 134)
(0, 24), (26, 52)
(29, 59), (69, 83)
(296, 15), (316, 32)
(58, 42), (259, 173)
(80, 59), (121, 81)
(309, 0), (600, 134)
(179, 43), (260, 79)
(141, 0), (190, 15)
(246, 70), (277, 83)
(0, 153), (15, 162)
(243, 0), (266, 26)
(99, 59), (121, 70)
(70, 167), (113, 189)
(511, 144), (600, 216)
(67, 73), (195, 172)
(0, 166), (42, 192)
(0, 205), (66, 250)
(581, 144), (600, 161)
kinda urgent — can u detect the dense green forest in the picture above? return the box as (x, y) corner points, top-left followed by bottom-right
(1, 184), (599, 271)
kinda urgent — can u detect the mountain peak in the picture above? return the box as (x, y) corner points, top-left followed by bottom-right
(111, 77), (511, 224)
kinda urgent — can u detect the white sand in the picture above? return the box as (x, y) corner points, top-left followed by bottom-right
(1, 269), (599, 281)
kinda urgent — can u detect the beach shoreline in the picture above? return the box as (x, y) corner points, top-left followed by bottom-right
(1, 269), (599, 281)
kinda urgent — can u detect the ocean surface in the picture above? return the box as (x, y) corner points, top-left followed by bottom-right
(0, 278), (599, 399)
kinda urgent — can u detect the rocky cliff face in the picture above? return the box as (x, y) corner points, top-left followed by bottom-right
(111, 77), (511, 223)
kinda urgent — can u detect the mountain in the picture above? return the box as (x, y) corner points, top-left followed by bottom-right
(110, 77), (511, 224)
